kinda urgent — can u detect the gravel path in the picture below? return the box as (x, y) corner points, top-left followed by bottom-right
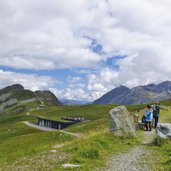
(142, 130), (156, 145)
(23, 121), (81, 137)
(101, 146), (150, 171)
(100, 130), (156, 171)
(23, 121), (57, 131)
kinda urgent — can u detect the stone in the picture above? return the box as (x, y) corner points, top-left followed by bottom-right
(62, 164), (80, 168)
(156, 123), (171, 145)
(109, 106), (136, 137)
(50, 150), (57, 153)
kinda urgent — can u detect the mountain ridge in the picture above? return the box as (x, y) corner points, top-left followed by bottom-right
(93, 81), (171, 105)
(0, 84), (62, 113)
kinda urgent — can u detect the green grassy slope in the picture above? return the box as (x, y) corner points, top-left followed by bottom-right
(0, 103), (136, 170)
(133, 101), (171, 171)
(148, 106), (171, 171)
(0, 100), (170, 170)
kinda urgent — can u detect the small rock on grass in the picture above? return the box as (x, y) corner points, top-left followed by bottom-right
(62, 164), (80, 168)
(50, 150), (57, 153)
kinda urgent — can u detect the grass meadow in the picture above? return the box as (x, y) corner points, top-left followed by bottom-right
(0, 100), (170, 170)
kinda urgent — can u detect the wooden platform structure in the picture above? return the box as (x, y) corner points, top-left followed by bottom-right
(61, 116), (84, 121)
(37, 116), (83, 130)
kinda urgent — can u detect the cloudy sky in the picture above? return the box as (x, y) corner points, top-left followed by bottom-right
(1, 0), (171, 101)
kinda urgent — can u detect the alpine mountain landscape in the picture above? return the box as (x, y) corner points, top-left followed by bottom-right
(93, 81), (171, 105)
(0, 1), (171, 171)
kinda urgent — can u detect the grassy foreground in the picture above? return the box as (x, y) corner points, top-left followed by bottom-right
(150, 105), (171, 171)
(135, 101), (171, 171)
(0, 101), (170, 170)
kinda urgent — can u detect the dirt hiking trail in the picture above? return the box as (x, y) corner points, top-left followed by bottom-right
(99, 130), (156, 171)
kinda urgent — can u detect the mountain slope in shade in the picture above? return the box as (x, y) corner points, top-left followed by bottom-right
(93, 85), (130, 104)
(0, 84), (62, 113)
(35, 90), (62, 106)
(93, 81), (171, 105)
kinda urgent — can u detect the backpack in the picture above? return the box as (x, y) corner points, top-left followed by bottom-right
(141, 115), (146, 123)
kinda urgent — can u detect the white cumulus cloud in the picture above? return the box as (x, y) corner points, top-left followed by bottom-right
(0, 70), (56, 91)
(1, 0), (171, 101)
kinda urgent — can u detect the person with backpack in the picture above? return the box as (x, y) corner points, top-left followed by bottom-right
(145, 105), (153, 131)
(154, 102), (162, 128)
(151, 105), (156, 127)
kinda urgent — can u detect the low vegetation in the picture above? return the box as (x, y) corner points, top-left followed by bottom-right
(0, 100), (171, 170)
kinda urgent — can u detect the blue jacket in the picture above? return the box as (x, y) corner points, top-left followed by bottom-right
(145, 109), (153, 122)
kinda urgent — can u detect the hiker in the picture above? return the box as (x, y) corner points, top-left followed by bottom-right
(151, 105), (156, 127)
(145, 105), (153, 131)
(154, 102), (162, 128)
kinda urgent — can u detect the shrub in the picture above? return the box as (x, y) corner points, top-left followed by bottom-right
(81, 149), (100, 159)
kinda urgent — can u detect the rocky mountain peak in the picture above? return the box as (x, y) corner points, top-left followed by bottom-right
(1, 84), (24, 92)
(0, 84), (62, 113)
(34, 90), (62, 106)
(93, 81), (171, 105)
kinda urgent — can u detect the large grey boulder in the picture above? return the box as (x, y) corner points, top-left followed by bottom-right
(156, 123), (171, 145)
(109, 106), (136, 137)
